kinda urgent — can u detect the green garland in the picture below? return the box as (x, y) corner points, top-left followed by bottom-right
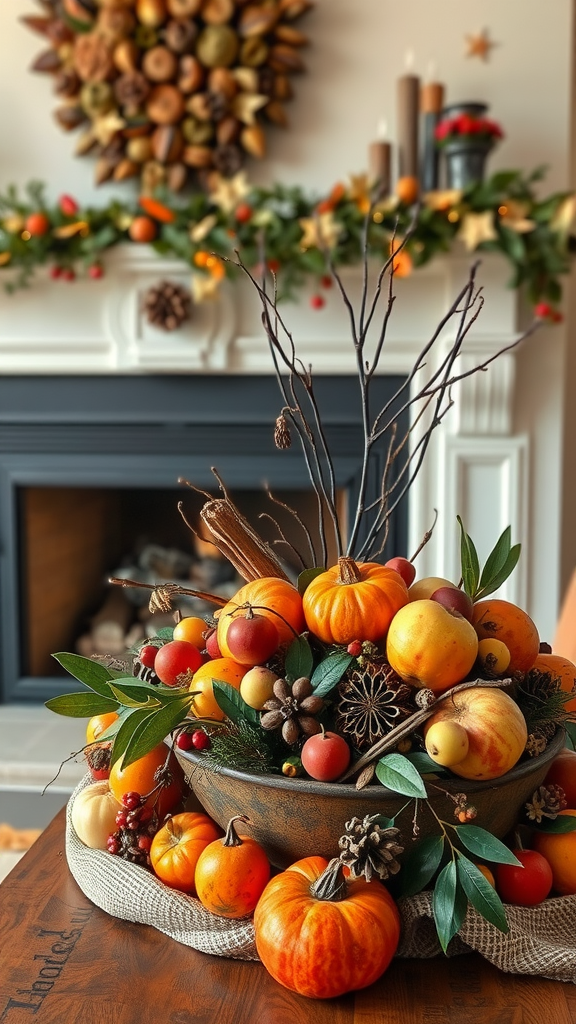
(0, 166), (574, 314)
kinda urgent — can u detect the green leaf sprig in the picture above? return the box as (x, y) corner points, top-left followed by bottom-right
(457, 516), (521, 601)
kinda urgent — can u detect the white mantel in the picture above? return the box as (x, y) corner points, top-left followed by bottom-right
(0, 246), (555, 638)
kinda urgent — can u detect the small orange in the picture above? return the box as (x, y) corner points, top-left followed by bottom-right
(150, 811), (221, 893)
(173, 615), (209, 648)
(109, 742), (184, 818)
(533, 809), (576, 895)
(189, 657), (246, 720)
(395, 175), (419, 205)
(128, 215), (157, 243)
(471, 599), (539, 673)
(86, 711), (118, 745)
(533, 653), (576, 713)
(25, 212), (50, 237)
(475, 863), (496, 887)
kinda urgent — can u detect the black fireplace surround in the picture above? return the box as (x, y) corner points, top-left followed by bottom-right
(0, 375), (407, 703)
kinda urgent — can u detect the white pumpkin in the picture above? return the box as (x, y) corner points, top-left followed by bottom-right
(71, 780), (122, 850)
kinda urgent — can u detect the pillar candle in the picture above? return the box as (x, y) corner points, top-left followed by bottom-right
(369, 140), (391, 193)
(421, 81), (445, 191)
(397, 73), (420, 178)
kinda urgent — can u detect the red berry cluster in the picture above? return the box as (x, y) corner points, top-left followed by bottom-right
(175, 729), (211, 752)
(106, 791), (158, 867)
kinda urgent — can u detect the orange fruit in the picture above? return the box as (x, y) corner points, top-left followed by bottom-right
(475, 864), (496, 887)
(471, 599), (539, 673)
(86, 711), (118, 745)
(533, 809), (576, 895)
(128, 215), (157, 243)
(25, 212), (50, 237)
(173, 616), (209, 648)
(544, 748), (576, 806)
(109, 742), (184, 818)
(395, 175), (419, 205)
(150, 812), (222, 894)
(189, 657), (246, 720)
(533, 653), (576, 713)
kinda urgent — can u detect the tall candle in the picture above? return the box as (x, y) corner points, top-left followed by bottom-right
(397, 73), (420, 178)
(369, 119), (391, 193)
(421, 81), (445, 190)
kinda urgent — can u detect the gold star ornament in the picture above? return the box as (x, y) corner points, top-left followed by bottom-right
(458, 211), (497, 251)
(299, 212), (343, 251)
(465, 29), (496, 62)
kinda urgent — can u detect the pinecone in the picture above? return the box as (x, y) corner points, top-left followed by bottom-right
(525, 783), (568, 823)
(517, 668), (570, 740)
(212, 143), (244, 178)
(143, 280), (193, 332)
(338, 814), (404, 882)
(274, 412), (292, 449)
(335, 660), (414, 751)
(261, 677), (324, 745)
(525, 730), (549, 757)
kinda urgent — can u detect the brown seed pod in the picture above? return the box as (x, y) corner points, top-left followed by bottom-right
(54, 104), (87, 130)
(202, 0), (234, 25)
(142, 44), (178, 81)
(177, 54), (204, 93)
(73, 32), (115, 82)
(182, 116), (214, 143)
(80, 81), (115, 116)
(54, 67), (82, 98)
(216, 114), (240, 144)
(167, 161), (188, 190)
(113, 157), (140, 180)
(152, 123), (184, 161)
(186, 91), (213, 121)
(272, 73), (292, 100)
(113, 38), (140, 73)
(136, 0), (168, 28)
(232, 66), (259, 92)
(274, 24), (308, 46)
(163, 18), (198, 53)
(31, 48), (63, 74)
(146, 83), (185, 123)
(141, 159), (167, 191)
(282, 719), (299, 745)
(239, 37), (269, 67)
(96, 7), (136, 40)
(291, 677), (312, 700)
(268, 43), (305, 74)
(265, 100), (288, 126)
(212, 142), (243, 176)
(297, 715), (322, 737)
(114, 71), (151, 112)
(126, 134), (155, 161)
(208, 67), (237, 99)
(240, 123), (265, 158)
(182, 144), (213, 167)
(278, 0), (313, 18)
(238, 4), (279, 38)
(94, 155), (117, 184)
(167, 0), (201, 15)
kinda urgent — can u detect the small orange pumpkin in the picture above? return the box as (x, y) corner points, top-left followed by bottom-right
(150, 811), (221, 894)
(194, 815), (270, 918)
(217, 577), (304, 659)
(253, 856), (401, 999)
(302, 557), (409, 644)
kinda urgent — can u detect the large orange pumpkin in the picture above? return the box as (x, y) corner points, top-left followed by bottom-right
(302, 557), (409, 644)
(217, 577), (304, 659)
(150, 811), (221, 894)
(253, 855), (401, 999)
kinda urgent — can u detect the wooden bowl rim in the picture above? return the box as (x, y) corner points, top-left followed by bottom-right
(178, 726), (565, 800)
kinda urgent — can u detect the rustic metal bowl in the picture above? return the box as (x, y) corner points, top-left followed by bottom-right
(176, 729), (565, 869)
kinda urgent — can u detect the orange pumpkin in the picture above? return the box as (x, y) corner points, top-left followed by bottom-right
(150, 811), (222, 894)
(217, 577), (304, 659)
(302, 557), (409, 644)
(253, 856), (401, 999)
(194, 815), (270, 918)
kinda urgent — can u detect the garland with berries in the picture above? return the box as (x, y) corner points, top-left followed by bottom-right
(0, 166), (574, 318)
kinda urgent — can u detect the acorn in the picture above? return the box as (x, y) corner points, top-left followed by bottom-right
(151, 124), (183, 162)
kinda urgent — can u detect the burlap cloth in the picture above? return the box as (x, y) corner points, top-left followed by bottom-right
(66, 776), (576, 980)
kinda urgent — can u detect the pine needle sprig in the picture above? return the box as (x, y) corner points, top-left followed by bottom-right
(516, 669), (575, 734)
(200, 720), (279, 775)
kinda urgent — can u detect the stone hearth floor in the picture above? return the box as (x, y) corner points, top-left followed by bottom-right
(0, 705), (86, 884)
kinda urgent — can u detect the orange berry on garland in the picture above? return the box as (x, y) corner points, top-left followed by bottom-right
(128, 215), (157, 243)
(25, 212), (50, 237)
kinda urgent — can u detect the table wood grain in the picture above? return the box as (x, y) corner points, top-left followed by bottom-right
(1, 810), (575, 1024)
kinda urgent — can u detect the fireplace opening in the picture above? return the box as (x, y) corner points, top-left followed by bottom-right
(0, 374), (408, 702)
(18, 483), (348, 680)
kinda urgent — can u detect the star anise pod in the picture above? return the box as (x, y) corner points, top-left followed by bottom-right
(338, 814), (404, 882)
(260, 677), (323, 745)
(525, 783), (568, 823)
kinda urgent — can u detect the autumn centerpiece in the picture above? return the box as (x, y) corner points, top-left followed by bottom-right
(50, 231), (576, 995)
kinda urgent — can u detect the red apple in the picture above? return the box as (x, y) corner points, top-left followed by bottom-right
(225, 613), (279, 666)
(431, 586), (474, 622)
(204, 628), (222, 660)
(385, 556), (416, 588)
(301, 731), (351, 782)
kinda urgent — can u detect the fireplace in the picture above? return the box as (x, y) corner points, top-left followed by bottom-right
(0, 374), (408, 703)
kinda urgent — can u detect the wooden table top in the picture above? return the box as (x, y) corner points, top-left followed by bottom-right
(1, 809), (576, 1024)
